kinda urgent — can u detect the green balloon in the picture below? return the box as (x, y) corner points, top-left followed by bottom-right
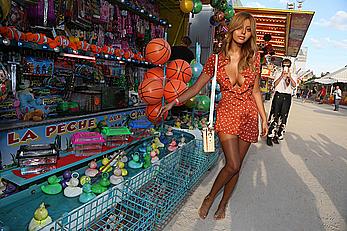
(192, 0), (203, 14)
(224, 6), (234, 20)
(210, 0), (219, 8)
(185, 96), (196, 108)
(218, 2), (228, 11)
(195, 95), (210, 111)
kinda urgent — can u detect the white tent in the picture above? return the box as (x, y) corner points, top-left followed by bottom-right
(314, 77), (337, 84)
(324, 66), (347, 83)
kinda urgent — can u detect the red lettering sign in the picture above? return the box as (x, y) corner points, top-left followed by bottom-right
(7, 132), (20, 145)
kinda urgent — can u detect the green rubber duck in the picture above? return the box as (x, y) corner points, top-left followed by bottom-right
(41, 176), (62, 195)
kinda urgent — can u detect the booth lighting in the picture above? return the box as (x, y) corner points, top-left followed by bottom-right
(62, 53), (96, 61)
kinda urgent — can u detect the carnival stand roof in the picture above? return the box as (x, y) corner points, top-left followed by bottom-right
(319, 66), (347, 83)
(234, 7), (315, 57)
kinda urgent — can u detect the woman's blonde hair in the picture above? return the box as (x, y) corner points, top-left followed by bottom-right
(222, 12), (258, 72)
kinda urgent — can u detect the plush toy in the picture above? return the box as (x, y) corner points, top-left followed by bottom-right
(16, 80), (48, 121)
(0, 63), (10, 102)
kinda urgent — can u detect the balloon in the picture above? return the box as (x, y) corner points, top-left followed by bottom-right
(210, 0), (219, 8)
(215, 92), (222, 102)
(191, 62), (203, 79)
(218, 1), (228, 11)
(192, 0), (203, 14)
(185, 96), (196, 108)
(180, 0), (194, 13)
(209, 16), (220, 27)
(224, 6), (234, 20)
(195, 95), (210, 111)
(190, 59), (196, 65)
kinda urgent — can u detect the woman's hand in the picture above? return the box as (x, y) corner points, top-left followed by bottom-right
(261, 119), (268, 137)
(158, 100), (176, 118)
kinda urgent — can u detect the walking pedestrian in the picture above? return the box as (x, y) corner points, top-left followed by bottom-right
(267, 58), (297, 146)
(160, 12), (268, 220)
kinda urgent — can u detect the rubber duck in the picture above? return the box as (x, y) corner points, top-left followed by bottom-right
(80, 176), (91, 186)
(91, 173), (109, 195)
(110, 168), (124, 188)
(151, 142), (160, 155)
(79, 180), (96, 203)
(64, 172), (82, 198)
(168, 139), (178, 152)
(28, 203), (52, 231)
(175, 119), (181, 128)
(85, 160), (99, 177)
(41, 176), (62, 195)
(99, 156), (113, 173)
(128, 152), (143, 169)
(2, 182), (16, 195)
(150, 150), (159, 163)
(138, 142), (148, 154)
(178, 136), (186, 148)
(61, 170), (72, 189)
(166, 127), (173, 136)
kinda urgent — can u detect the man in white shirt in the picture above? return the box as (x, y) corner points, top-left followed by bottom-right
(267, 59), (297, 146)
(333, 85), (342, 111)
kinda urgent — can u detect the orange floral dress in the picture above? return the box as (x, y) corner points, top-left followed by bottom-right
(202, 52), (261, 143)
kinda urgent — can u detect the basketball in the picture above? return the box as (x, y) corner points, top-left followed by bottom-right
(145, 38), (171, 65)
(164, 79), (188, 103)
(146, 103), (168, 124)
(144, 67), (164, 80)
(166, 59), (192, 83)
(138, 78), (164, 105)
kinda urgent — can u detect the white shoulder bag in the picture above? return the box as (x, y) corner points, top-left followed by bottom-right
(202, 54), (218, 153)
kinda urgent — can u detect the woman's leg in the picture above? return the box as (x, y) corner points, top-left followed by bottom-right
(198, 134), (241, 219)
(214, 138), (251, 219)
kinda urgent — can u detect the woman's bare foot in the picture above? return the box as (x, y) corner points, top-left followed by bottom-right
(198, 195), (214, 219)
(214, 203), (227, 220)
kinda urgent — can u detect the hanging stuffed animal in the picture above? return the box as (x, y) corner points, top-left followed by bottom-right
(0, 62), (10, 102)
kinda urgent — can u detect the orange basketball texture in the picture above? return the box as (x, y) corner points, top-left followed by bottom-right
(164, 79), (188, 103)
(146, 103), (168, 124)
(144, 67), (164, 80)
(166, 59), (192, 83)
(145, 38), (171, 65)
(138, 78), (164, 105)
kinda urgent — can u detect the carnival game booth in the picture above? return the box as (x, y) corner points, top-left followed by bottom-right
(0, 0), (222, 230)
(233, 7), (315, 92)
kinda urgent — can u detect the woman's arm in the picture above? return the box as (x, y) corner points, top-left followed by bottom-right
(160, 72), (212, 115)
(252, 75), (268, 136)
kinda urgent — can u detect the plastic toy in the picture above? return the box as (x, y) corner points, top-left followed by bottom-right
(150, 150), (159, 163)
(64, 172), (82, 198)
(2, 182), (16, 195)
(85, 160), (99, 177)
(143, 153), (152, 169)
(79, 180), (96, 203)
(41, 175), (62, 195)
(166, 127), (173, 136)
(168, 139), (178, 152)
(61, 170), (72, 189)
(153, 137), (164, 148)
(138, 141), (148, 154)
(159, 133), (169, 145)
(80, 176), (91, 186)
(100, 156), (113, 173)
(175, 118), (181, 128)
(110, 168), (124, 188)
(128, 152), (143, 169)
(28, 203), (52, 231)
(178, 136), (186, 148)
(91, 172), (110, 194)
(0, 178), (5, 195)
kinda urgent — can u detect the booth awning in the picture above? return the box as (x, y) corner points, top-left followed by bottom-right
(314, 77), (337, 85)
(234, 7), (315, 57)
(323, 66), (347, 83)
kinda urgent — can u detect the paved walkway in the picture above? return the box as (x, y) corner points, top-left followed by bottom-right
(164, 100), (347, 231)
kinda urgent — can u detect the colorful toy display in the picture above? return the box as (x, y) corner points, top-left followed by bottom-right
(28, 203), (52, 231)
(99, 156), (113, 173)
(41, 175), (62, 195)
(128, 152), (143, 169)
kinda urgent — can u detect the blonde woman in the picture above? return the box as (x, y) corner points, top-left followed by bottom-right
(161, 12), (268, 220)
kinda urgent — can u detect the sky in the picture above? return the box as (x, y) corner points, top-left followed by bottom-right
(241, 0), (347, 77)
